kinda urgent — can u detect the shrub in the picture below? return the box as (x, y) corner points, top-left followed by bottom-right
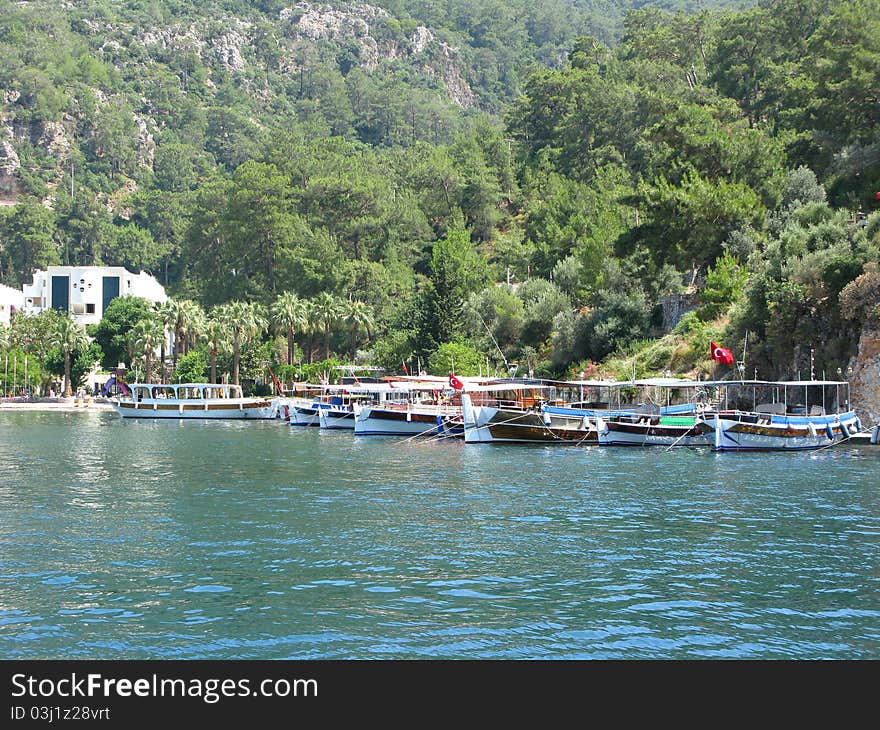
(700, 251), (748, 318)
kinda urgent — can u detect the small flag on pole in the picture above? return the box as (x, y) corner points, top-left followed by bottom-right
(449, 374), (464, 391)
(710, 341), (735, 366)
(402, 360), (409, 376)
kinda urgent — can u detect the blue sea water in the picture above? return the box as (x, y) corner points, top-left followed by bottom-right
(1, 411), (878, 659)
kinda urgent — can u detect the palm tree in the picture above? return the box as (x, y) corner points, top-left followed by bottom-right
(154, 300), (176, 381)
(303, 299), (320, 364)
(170, 299), (201, 367)
(310, 292), (341, 361)
(53, 314), (87, 397)
(204, 316), (230, 384)
(214, 301), (267, 385)
(344, 298), (374, 360)
(129, 316), (165, 384)
(183, 302), (207, 354)
(271, 291), (308, 366)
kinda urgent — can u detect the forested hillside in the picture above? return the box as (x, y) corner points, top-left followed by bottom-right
(1, 0), (879, 387)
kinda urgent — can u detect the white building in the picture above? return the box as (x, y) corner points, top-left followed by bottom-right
(0, 283), (24, 327)
(21, 266), (168, 326)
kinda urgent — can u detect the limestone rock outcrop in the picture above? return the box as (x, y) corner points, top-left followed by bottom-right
(848, 327), (880, 426)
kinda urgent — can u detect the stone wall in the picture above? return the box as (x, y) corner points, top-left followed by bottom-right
(658, 292), (699, 332)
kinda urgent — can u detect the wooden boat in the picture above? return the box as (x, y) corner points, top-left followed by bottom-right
(577, 378), (716, 447)
(703, 379), (861, 451)
(460, 382), (598, 443)
(462, 379), (695, 445)
(598, 411), (713, 447)
(112, 383), (277, 419)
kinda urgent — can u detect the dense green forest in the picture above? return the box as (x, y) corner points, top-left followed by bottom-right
(1, 0), (879, 389)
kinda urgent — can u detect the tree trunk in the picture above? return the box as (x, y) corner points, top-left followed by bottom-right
(324, 324), (330, 360)
(266, 234), (276, 293)
(233, 334), (241, 385)
(173, 325), (182, 368)
(63, 350), (72, 397)
(210, 347), (218, 384)
(287, 328), (294, 366)
(145, 353), (152, 384)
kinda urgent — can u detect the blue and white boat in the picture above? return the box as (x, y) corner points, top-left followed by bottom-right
(705, 380), (861, 451)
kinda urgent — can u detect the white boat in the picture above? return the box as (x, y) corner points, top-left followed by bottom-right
(285, 382), (393, 429)
(288, 399), (325, 426)
(353, 403), (459, 437)
(318, 403), (356, 430)
(317, 385), (392, 430)
(704, 380), (862, 451)
(284, 384), (332, 426)
(112, 383), (277, 419)
(352, 377), (466, 437)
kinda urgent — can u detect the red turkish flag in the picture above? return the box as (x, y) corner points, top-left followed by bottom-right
(449, 374), (464, 391)
(710, 341), (735, 365)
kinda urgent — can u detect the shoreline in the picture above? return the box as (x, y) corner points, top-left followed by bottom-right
(0, 398), (115, 412)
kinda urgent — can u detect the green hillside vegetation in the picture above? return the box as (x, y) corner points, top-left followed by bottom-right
(1, 0), (879, 390)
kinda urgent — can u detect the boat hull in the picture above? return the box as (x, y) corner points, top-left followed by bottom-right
(598, 418), (713, 447)
(318, 408), (356, 430)
(288, 400), (324, 427)
(354, 406), (460, 437)
(113, 399), (276, 419)
(462, 397), (596, 444)
(710, 411), (861, 451)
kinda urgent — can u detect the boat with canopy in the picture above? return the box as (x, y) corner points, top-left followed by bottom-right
(112, 383), (277, 419)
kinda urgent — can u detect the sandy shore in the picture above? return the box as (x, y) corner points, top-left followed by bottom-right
(0, 398), (114, 411)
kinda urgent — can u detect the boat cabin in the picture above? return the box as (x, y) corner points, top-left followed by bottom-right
(127, 383), (244, 402)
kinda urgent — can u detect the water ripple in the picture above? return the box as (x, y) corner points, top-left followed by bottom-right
(1, 412), (879, 658)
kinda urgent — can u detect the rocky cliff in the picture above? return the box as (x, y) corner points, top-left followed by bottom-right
(848, 327), (880, 426)
(0, 2), (478, 210)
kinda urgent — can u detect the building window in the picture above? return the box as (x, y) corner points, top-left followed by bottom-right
(86, 303), (95, 314)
